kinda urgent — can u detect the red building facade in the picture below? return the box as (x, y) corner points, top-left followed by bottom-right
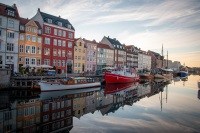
(32, 8), (75, 73)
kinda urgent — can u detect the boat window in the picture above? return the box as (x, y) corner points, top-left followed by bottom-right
(74, 80), (77, 84)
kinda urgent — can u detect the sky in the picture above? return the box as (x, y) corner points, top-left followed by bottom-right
(1, 0), (200, 67)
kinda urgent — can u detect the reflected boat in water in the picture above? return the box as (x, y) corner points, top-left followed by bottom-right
(104, 82), (138, 95)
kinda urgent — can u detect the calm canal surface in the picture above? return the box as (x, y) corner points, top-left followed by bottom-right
(0, 75), (200, 133)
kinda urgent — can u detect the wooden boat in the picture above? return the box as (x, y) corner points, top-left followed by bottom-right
(39, 77), (101, 92)
(104, 68), (140, 83)
(139, 73), (154, 79)
(154, 68), (173, 80)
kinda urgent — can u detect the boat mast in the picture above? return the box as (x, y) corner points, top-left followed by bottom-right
(162, 44), (163, 68)
(167, 51), (168, 69)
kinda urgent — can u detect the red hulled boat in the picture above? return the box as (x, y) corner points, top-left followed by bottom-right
(104, 70), (140, 83)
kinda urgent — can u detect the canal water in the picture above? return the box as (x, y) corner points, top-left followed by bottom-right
(0, 75), (200, 133)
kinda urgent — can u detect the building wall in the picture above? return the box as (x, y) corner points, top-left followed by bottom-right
(97, 47), (106, 69)
(18, 20), (42, 71)
(74, 39), (86, 73)
(0, 15), (19, 73)
(106, 49), (114, 66)
(85, 42), (97, 73)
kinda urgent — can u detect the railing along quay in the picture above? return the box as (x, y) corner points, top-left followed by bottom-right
(10, 73), (104, 89)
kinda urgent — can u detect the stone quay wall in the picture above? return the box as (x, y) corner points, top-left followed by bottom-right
(0, 68), (11, 89)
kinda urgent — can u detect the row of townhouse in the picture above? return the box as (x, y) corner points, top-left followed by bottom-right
(2, 3), (174, 75)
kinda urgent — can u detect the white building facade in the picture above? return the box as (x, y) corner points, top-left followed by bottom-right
(0, 4), (20, 73)
(138, 52), (151, 70)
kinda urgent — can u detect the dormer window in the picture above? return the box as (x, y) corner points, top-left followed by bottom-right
(58, 22), (62, 27)
(20, 25), (24, 31)
(47, 18), (52, 24)
(38, 29), (42, 34)
(7, 10), (14, 16)
(68, 24), (71, 29)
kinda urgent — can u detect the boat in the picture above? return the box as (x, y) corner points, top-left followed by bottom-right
(139, 73), (154, 80)
(104, 82), (138, 95)
(40, 86), (101, 100)
(104, 67), (140, 83)
(154, 68), (173, 80)
(39, 77), (101, 92)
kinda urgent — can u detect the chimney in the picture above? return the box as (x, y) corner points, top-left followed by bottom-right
(108, 36), (109, 38)
(38, 8), (40, 12)
(59, 16), (61, 18)
(13, 3), (16, 8)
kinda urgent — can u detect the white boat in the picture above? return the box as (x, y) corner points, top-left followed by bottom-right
(40, 86), (101, 100)
(39, 77), (101, 92)
(154, 68), (173, 80)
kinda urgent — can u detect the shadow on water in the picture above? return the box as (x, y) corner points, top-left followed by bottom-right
(0, 77), (191, 132)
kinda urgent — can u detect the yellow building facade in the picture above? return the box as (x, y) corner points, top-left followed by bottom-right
(74, 38), (86, 73)
(18, 18), (42, 72)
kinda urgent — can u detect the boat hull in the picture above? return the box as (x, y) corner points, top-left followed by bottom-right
(104, 72), (139, 83)
(39, 82), (101, 92)
(139, 74), (154, 79)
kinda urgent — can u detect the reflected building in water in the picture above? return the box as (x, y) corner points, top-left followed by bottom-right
(0, 80), (168, 132)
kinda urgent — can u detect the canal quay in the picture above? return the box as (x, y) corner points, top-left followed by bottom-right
(0, 75), (199, 133)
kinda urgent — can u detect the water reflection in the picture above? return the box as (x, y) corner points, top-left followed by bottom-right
(0, 79), (171, 133)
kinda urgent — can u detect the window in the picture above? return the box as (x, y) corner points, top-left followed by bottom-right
(57, 60), (61, 66)
(78, 63), (81, 67)
(45, 27), (51, 34)
(58, 21), (62, 27)
(36, 117), (40, 123)
(66, 109), (71, 115)
(58, 30), (62, 36)
(26, 46), (30, 54)
(18, 109), (22, 117)
(38, 29), (42, 34)
(8, 20), (14, 28)
(24, 108), (29, 116)
(68, 32), (73, 39)
(32, 36), (36, 42)
(7, 43), (14, 51)
(37, 47), (41, 54)
(53, 60), (56, 66)
(17, 121), (22, 128)
(26, 35), (30, 41)
(62, 41), (66, 47)
(62, 50), (65, 57)
(53, 49), (57, 56)
(32, 28), (36, 33)
(66, 119), (71, 125)
(19, 57), (23, 62)
(31, 58), (36, 65)
(45, 37), (50, 44)
(58, 40), (61, 46)
(66, 100), (71, 107)
(43, 115), (49, 122)
(37, 59), (40, 65)
(25, 57), (30, 65)
(44, 48), (50, 55)
(38, 37), (41, 43)
(68, 24), (71, 29)
(54, 29), (57, 35)
(68, 42), (72, 48)
(26, 27), (31, 32)
(36, 106), (40, 114)
(43, 104), (49, 112)
(68, 51), (72, 58)
(62, 60), (65, 66)
(31, 46), (36, 54)
(44, 59), (50, 65)
(7, 32), (14, 38)
(63, 31), (66, 37)
(19, 45), (24, 52)
(58, 49), (61, 57)
(7, 10), (14, 16)
(54, 39), (57, 46)
(20, 34), (24, 40)
(75, 48), (77, 52)
(47, 18), (52, 23)
(29, 107), (35, 115)
(74, 63), (77, 67)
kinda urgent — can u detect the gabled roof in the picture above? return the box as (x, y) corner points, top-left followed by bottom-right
(39, 9), (75, 31)
(97, 43), (113, 50)
(105, 37), (125, 50)
(0, 3), (20, 19)
(19, 17), (42, 29)
(149, 50), (161, 57)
